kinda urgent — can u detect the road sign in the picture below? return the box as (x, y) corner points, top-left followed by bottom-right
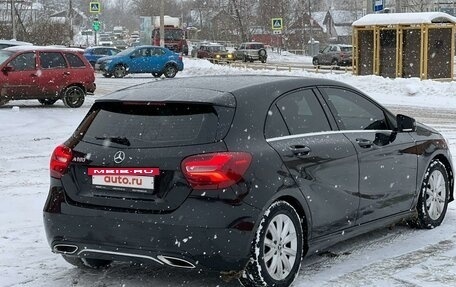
(271, 18), (283, 30)
(92, 20), (101, 31)
(89, 2), (101, 13)
(273, 30), (282, 35)
(373, 0), (383, 12)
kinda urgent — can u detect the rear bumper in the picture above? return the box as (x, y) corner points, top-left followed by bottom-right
(43, 187), (259, 272)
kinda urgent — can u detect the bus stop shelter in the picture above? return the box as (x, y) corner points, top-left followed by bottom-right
(352, 12), (456, 80)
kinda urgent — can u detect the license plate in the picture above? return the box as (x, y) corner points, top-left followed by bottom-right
(88, 168), (159, 190)
(92, 175), (154, 190)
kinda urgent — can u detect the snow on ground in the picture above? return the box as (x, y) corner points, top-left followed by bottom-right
(1, 54), (456, 287)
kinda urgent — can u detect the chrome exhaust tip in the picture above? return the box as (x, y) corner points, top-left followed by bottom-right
(53, 244), (78, 255)
(157, 255), (196, 269)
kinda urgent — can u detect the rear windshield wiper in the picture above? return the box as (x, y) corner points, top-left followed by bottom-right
(95, 136), (131, 146)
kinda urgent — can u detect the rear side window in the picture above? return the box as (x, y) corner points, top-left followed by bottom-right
(40, 52), (67, 69)
(276, 89), (331, 135)
(76, 103), (225, 148)
(265, 105), (289, 139)
(65, 53), (86, 68)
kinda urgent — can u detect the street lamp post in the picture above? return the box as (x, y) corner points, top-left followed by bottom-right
(11, 0), (16, 39)
(160, 0), (165, 47)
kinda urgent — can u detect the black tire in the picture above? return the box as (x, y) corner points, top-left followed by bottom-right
(260, 57), (267, 63)
(312, 57), (319, 66)
(243, 55), (248, 62)
(163, 64), (178, 78)
(62, 255), (111, 269)
(412, 159), (449, 229)
(258, 49), (267, 57)
(152, 72), (162, 78)
(102, 73), (113, 78)
(113, 64), (127, 78)
(38, 99), (57, 105)
(239, 201), (303, 287)
(62, 86), (85, 108)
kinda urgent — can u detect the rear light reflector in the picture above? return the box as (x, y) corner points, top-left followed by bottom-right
(50, 144), (73, 178)
(181, 152), (252, 190)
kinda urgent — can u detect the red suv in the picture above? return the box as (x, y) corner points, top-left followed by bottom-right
(0, 46), (96, 108)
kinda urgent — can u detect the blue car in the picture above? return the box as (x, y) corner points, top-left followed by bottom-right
(95, 45), (184, 78)
(83, 46), (121, 67)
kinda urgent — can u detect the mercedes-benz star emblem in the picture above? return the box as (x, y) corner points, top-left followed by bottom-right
(113, 151), (125, 164)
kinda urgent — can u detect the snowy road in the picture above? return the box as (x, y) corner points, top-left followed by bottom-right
(1, 58), (456, 287)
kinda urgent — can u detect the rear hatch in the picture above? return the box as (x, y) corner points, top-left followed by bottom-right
(62, 101), (234, 212)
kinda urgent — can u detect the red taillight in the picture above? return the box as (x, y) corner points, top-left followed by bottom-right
(50, 144), (73, 178)
(181, 152), (252, 190)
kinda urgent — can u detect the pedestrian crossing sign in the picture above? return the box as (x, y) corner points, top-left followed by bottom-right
(89, 2), (101, 13)
(271, 18), (283, 30)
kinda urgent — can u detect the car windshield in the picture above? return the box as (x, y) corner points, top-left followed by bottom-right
(246, 43), (264, 49)
(340, 46), (352, 52)
(160, 30), (183, 40)
(208, 46), (225, 52)
(0, 50), (13, 65)
(116, 47), (136, 56)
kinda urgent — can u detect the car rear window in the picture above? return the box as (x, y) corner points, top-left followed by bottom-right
(65, 53), (86, 68)
(75, 102), (224, 148)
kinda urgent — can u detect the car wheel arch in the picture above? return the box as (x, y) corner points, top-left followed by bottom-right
(61, 83), (86, 97)
(252, 191), (312, 253)
(429, 154), (454, 201)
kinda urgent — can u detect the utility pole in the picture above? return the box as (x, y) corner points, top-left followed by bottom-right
(160, 0), (165, 47)
(308, 0), (314, 56)
(11, 0), (17, 39)
(69, 0), (73, 45)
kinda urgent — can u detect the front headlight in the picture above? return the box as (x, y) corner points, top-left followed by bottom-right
(227, 54), (233, 59)
(216, 54), (221, 59)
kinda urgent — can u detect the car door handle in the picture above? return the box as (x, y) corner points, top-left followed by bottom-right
(356, 138), (373, 148)
(289, 145), (311, 156)
(63, 71), (71, 75)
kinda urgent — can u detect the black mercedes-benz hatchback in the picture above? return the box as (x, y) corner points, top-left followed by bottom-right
(44, 75), (454, 286)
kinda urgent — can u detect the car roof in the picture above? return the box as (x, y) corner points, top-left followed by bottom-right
(0, 39), (33, 46)
(86, 46), (119, 50)
(241, 42), (264, 45)
(4, 45), (84, 53)
(98, 75), (355, 108)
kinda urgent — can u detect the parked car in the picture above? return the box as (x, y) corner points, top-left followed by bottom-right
(195, 43), (234, 63)
(190, 41), (209, 58)
(43, 75), (453, 287)
(113, 40), (128, 50)
(98, 36), (114, 46)
(83, 46), (121, 67)
(234, 41), (267, 63)
(0, 46), (95, 108)
(0, 39), (33, 49)
(95, 45), (183, 78)
(312, 44), (353, 66)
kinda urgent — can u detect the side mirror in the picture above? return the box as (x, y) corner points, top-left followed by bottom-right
(2, 65), (14, 74)
(397, 114), (416, 132)
(234, 47), (238, 50)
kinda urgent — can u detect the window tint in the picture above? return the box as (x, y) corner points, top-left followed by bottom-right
(76, 103), (222, 148)
(276, 89), (331, 135)
(265, 105), (289, 139)
(152, 47), (165, 56)
(65, 53), (85, 68)
(322, 88), (389, 130)
(9, 52), (35, 71)
(40, 52), (67, 69)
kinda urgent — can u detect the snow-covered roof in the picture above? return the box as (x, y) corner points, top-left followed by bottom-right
(353, 12), (456, 26)
(334, 26), (353, 37)
(311, 12), (327, 33)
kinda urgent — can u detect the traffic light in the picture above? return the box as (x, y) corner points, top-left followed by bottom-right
(92, 19), (100, 31)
